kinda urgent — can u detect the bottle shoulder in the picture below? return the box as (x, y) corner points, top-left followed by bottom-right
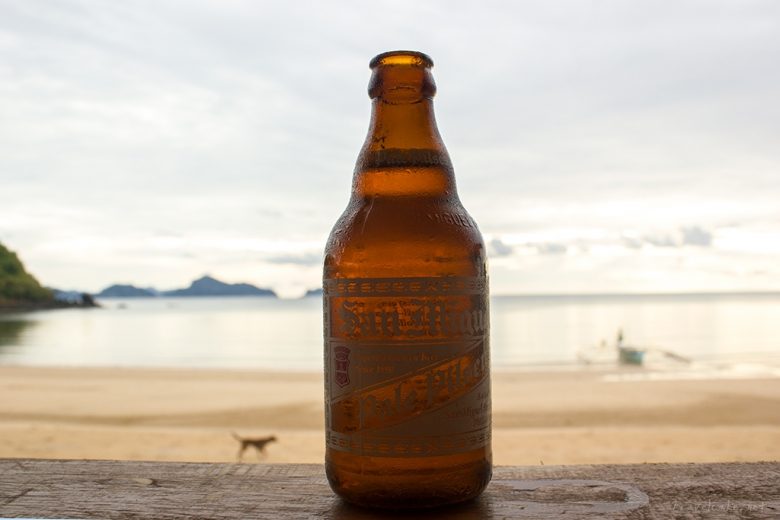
(326, 196), (484, 245)
(324, 196), (487, 279)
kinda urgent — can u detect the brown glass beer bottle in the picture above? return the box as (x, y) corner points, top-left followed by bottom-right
(323, 50), (491, 509)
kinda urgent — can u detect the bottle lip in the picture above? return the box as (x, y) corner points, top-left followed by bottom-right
(369, 50), (433, 69)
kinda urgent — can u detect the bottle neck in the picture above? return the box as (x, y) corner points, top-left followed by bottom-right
(353, 55), (456, 198)
(357, 98), (452, 170)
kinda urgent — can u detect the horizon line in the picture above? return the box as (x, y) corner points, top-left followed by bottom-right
(90, 289), (780, 300)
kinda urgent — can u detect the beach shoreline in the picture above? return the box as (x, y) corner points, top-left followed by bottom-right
(1, 365), (778, 465)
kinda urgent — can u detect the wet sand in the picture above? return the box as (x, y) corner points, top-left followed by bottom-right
(1, 366), (778, 464)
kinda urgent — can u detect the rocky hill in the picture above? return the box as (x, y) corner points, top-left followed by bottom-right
(0, 242), (54, 309)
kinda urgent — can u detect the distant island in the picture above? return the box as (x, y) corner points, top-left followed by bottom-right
(97, 275), (277, 298)
(97, 284), (159, 298)
(0, 241), (97, 311)
(303, 288), (322, 297)
(163, 275), (276, 297)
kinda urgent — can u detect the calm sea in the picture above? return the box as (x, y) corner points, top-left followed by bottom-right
(1, 294), (779, 372)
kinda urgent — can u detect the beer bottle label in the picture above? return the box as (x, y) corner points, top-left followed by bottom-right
(324, 276), (491, 457)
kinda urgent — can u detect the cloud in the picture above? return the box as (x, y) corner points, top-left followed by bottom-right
(265, 253), (322, 266)
(643, 234), (678, 248)
(681, 226), (713, 247)
(488, 238), (514, 257)
(622, 226), (714, 249)
(620, 236), (643, 250)
(535, 242), (567, 255)
(490, 237), (568, 256)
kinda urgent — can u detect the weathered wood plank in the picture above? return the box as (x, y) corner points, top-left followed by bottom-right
(0, 460), (778, 519)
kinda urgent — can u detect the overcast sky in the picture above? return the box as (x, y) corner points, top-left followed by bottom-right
(1, 0), (779, 296)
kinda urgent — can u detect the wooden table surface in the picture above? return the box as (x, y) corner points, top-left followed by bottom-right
(1, 460), (778, 519)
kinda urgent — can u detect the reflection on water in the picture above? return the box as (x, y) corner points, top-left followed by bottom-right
(0, 294), (779, 370)
(0, 317), (36, 347)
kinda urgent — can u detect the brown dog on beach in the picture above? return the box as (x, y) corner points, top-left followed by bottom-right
(232, 432), (277, 462)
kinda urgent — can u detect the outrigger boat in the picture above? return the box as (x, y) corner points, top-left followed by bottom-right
(579, 329), (691, 367)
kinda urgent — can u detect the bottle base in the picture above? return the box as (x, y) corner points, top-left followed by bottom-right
(326, 458), (492, 510)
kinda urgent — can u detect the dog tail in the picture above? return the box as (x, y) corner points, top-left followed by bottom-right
(231, 431), (242, 441)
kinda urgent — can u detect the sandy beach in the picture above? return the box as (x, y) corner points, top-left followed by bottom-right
(1, 366), (778, 465)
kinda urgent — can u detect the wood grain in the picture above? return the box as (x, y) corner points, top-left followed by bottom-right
(1, 460), (778, 519)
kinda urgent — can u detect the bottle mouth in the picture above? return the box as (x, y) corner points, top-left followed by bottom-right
(369, 50), (433, 69)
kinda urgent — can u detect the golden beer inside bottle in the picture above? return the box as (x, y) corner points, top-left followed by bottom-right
(323, 51), (491, 509)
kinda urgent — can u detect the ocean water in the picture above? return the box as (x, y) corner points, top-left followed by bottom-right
(1, 293), (779, 372)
